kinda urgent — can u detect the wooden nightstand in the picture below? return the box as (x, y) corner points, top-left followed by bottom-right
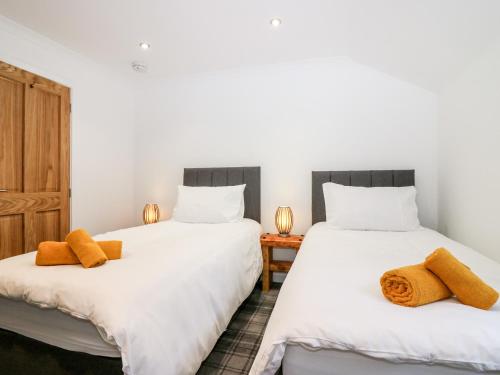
(260, 233), (304, 292)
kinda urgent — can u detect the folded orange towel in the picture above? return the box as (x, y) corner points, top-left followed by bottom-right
(380, 264), (452, 307)
(65, 229), (108, 268)
(425, 248), (499, 310)
(95, 240), (122, 260)
(36, 241), (122, 266)
(36, 241), (79, 265)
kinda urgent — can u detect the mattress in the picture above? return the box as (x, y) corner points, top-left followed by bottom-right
(0, 219), (263, 375)
(0, 297), (120, 357)
(250, 224), (500, 374)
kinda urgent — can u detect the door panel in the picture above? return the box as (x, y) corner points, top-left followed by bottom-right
(25, 88), (61, 193)
(0, 61), (70, 260)
(35, 210), (61, 246)
(0, 214), (24, 259)
(0, 76), (23, 192)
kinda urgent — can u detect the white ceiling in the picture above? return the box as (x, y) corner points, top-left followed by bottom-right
(1, 0), (499, 92)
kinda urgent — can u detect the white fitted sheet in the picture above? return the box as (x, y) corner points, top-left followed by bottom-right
(0, 219), (262, 375)
(250, 224), (500, 374)
(0, 297), (120, 357)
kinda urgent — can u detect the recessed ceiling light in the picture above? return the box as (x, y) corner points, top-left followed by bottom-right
(270, 18), (282, 28)
(139, 42), (151, 50)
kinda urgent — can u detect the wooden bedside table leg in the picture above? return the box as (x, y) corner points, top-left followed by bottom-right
(269, 246), (274, 289)
(262, 245), (272, 292)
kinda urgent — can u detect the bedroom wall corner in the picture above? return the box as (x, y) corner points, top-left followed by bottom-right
(0, 15), (137, 235)
(438, 41), (500, 263)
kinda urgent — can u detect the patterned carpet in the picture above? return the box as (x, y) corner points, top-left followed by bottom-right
(197, 284), (280, 375)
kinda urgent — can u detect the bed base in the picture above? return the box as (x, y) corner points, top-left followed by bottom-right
(283, 345), (480, 375)
(0, 328), (123, 375)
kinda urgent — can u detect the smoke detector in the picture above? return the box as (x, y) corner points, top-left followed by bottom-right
(131, 61), (148, 73)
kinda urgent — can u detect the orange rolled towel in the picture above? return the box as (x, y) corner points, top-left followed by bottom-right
(36, 241), (122, 266)
(425, 248), (499, 310)
(381, 264), (452, 307)
(65, 229), (107, 268)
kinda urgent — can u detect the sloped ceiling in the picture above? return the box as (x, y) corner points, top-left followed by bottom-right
(0, 0), (499, 92)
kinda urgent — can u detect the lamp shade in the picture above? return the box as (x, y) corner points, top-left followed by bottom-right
(143, 203), (160, 224)
(275, 206), (293, 237)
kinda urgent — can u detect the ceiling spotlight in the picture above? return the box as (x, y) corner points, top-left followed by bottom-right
(270, 18), (282, 28)
(139, 42), (151, 50)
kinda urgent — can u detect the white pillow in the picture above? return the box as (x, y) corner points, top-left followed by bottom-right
(172, 184), (245, 223)
(322, 182), (420, 231)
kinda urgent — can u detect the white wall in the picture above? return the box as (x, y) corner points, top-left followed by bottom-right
(0, 16), (136, 235)
(5, 12), (499, 267)
(134, 58), (438, 234)
(439, 42), (500, 262)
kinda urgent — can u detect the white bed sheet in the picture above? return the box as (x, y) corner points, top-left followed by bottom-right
(0, 219), (262, 375)
(0, 296), (120, 357)
(250, 223), (500, 374)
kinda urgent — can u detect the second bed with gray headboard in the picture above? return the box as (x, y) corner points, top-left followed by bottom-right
(311, 169), (415, 225)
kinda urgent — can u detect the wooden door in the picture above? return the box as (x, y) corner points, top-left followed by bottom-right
(0, 61), (70, 260)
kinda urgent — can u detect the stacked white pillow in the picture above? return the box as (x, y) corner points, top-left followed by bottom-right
(173, 184), (246, 223)
(322, 182), (420, 231)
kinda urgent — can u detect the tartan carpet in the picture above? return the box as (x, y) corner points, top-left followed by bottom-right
(197, 284), (280, 375)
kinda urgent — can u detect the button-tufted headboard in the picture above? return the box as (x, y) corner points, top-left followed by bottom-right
(311, 170), (415, 225)
(183, 167), (261, 223)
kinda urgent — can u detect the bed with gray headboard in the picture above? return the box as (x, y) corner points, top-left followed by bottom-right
(0, 166), (261, 375)
(311, 169), (415, 225)
(251, 168), (499, 375)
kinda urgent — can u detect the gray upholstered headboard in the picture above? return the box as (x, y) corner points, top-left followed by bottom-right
(312, 170), (415, 225)
(183, 167), (261, 223)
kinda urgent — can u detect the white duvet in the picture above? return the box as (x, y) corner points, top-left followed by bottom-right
(0, 219), (262, 375)
(250, 223), (500, 374)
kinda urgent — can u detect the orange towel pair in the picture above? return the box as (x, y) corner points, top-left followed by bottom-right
(425, 248), (499, 310)
(381, 248), (498, 310)
(36, 240), (122, 266)
(380, 264), (452, 307)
